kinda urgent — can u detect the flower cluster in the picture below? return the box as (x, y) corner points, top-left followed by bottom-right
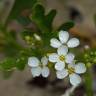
(28, 30), (86, 86)
(28, 56), (49, 78)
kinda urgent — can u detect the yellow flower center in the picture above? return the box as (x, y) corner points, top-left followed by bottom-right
(68, 67), (75, 74)
(59, 55), (65, 61)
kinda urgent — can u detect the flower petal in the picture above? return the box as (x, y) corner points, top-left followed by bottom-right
(75, 63), (86, 74)
(59, 30), (69, 43)
(50, 38), (61, 48)
(57, 45), (68, 55)
(49, 53), (59, 62)
(31, 67), (41, 77)
(55, 62), (65, 71)
(28, 57), (40, 67)
(41, 56), (48, 66)
(56, 69), (68, 79)
(41, 67), (50, 78)
(65, 53), (75, 64)
(67, 38), (80, 48)
(69, 73), (81, 86)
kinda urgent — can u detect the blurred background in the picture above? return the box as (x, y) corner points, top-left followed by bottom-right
(0, 0), (96, 96)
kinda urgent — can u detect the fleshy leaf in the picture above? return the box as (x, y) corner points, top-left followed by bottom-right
(32, 4), (56, 33)
(0, 58), (16, 70)
(58, 21), (75, 31)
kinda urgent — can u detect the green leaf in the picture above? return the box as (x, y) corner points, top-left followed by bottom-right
(0, 58), (16, 70)
(17, 16), (31, 26)
(15, 50), (30, 70)
(32, 4), (56, 32)
(16, 57), (27, 70)
(32, 4), (48, 32)
(7, 0), (37, 21)
(45, 10), (56, 30)
(32, 4), (45, 19)
(58, 21), (75, 31)
(2, 30), (23, 57)
(0, 50), (29, 71)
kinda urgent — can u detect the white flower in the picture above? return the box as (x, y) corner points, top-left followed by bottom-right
(28, 56), (50, 78)
(56, 62), (86, 86)
(49, 45), (75, 71)
(50, 30), (80, 48)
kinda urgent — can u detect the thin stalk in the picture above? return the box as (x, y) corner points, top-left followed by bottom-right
(84, 69), (93, 96)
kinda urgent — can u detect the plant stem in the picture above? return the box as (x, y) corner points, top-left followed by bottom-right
(61, 86), (77, 96)
(84, 69), (93, 96)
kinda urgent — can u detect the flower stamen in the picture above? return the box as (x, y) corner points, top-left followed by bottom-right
(68, 67), (75, 74)
(59, 55), (65, 61)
